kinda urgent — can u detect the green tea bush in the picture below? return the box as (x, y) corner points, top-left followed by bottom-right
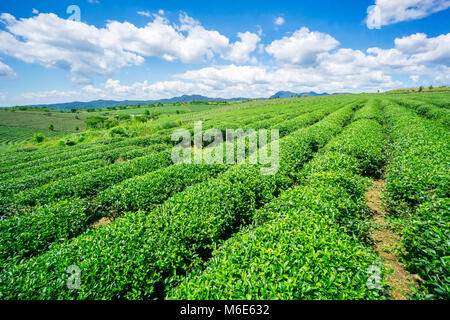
(169, 183), (383, 300)
(1, 151), (173, 217)
(384, 103), (449, 299)
(33, 133), (45, 143)
(324, 119), (385, 177)
(401, 198), (450, 299)
(0, 164), (229, 265)
(0, 146), (153, 198)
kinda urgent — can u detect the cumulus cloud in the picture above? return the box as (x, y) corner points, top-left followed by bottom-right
(266, 27), (340, 65)
(394, 33), (450, 65)
(360, 32), (450, 75)
(274, 17), (285, 26)
(0, 12), (259, 84)
(0, 60), (17, 78)
(222, 32), (261, 63)
(0, 13), (144, 83)
(366, 0), (450, 29)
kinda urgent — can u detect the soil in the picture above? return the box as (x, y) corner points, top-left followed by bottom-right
(366, 180), (419, 300)
(91, 216), (112, 228)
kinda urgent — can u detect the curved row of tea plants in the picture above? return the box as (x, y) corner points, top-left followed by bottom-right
(0, 141), (169, 182)
(0, 146), (162, 197)
(0, 150), (174, 218)
(383, 103), (449, 299)
(391, 96), (450, 127)
(0, 134), (171, 174)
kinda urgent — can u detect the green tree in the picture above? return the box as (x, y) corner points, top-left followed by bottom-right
(85, 116), (107, 129)
(33, 133), (45, 143)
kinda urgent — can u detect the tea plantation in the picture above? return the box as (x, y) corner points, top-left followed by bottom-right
(0, 92), (448, 300)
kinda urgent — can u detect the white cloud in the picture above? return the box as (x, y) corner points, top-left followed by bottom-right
(274, 17), (285, 26)
(32, 8), (39, 15)
(0, 13), (145, 83)
(367, 0), (450, 29)
(0, 60), (16, 78)
(257, 25), (263, 36)
(360, 32), (450, 73)
(410, 75), (420, 82)
(2, 10), (449, 105)
(394, 33), (450, 65)
(0, 12), (259, 84)
(10, 28), (450, 105)
(137, 11), (152, 17)
(222, 32), (260, 63)
(266, 27), (340, 65)
(158, 10), (165, 15)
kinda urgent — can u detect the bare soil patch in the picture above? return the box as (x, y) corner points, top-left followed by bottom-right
(367, 180), (419, 300)
(91, 216), (112, 228)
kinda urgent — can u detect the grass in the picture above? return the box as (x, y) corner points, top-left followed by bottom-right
(0, 109), (88, 132)
(0, 126), (64, 152)
(88, 103), (229, 117)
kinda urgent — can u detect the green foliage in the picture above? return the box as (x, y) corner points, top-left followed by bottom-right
(169, 183), (382, 300)
(85, 116), (107, 129)
(0, 103), (359, 299)
(134, 115), (148, 123)
(104, 119), (119, 129)
(157, 121), (179, 130)
(109, 127), (128, 137)
(169, 104), (387, 299)
(384, 103), (449, 299)
(402, 198), (449, 299)
(115, 114), (131, 121)
(33, 133), (45, 143)
(1, 151), (173, 217)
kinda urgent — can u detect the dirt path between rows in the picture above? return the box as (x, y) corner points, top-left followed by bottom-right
(366, 180), (418, 300)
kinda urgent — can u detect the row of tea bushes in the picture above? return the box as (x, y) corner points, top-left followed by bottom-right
(1, 151), (173, 217)
(384, 103), (449, 299)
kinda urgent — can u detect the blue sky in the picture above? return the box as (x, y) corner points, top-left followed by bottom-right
(0, 0), (449, 106)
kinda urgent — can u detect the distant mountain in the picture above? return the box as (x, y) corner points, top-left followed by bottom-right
(270, 91), (351, 99)
(270, 91), (299, 99)
(2, 91), (354, 110)
(19, 95), (250, 110)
